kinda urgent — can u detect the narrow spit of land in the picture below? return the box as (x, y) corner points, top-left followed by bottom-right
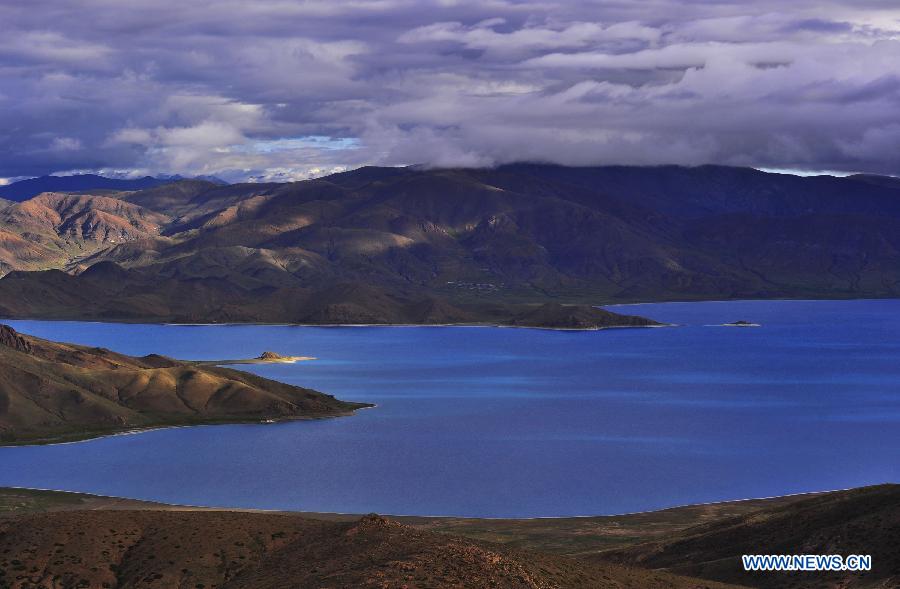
(0, 324), (369, 446)
(193, 351), (316, 366)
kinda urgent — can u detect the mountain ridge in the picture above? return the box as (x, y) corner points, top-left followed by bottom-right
(0, 174), (172, 202)
(1, 164), (899, 323)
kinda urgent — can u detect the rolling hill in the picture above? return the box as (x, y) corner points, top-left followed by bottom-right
(0, 508), (744, 589)
(0, 485), (894, 589)
(0, 164), (899, 323)
(599, 484), (900, 589)
(0, 193), (170, 274)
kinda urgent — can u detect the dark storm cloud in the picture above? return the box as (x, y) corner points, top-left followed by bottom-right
(1, 0), (899, 181)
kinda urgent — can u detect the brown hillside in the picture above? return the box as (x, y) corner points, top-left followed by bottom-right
(0, 193), (170, 274)
(600, 485), (900, 589)
(0, 510), (745, 589)
(0, 324), (368, 444)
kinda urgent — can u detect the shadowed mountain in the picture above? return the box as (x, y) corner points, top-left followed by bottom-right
(2, 164), (900, 323)
(120, 179), (280, 223)
(599, 484), (900, 589)
(117, 178), (220, 214)
(0, 509), (744, 589)
(0, 324), (369, 444)
(0, 175), (172, 202)
(0, 266), (659, 328)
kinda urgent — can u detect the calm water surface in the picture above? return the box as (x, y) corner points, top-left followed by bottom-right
(1, 299), (898, 517)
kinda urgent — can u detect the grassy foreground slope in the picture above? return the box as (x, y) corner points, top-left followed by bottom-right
(0, 486), (895, 588)
(0, 510), (732, 589)
(600, 484), (899, 589)
(0, 324), (369, 444)
(0, 508), (744, 589)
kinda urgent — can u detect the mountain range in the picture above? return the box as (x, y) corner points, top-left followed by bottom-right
(1, 164), (899, 324)
(0, 174), (173, 202)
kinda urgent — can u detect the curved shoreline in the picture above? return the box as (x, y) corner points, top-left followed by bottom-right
(0, 408), (370, 448)
(6, 318), (673, 332)
(606, 295), (900, 308)
(0, 483), (866, 520)
(6, 295), (898, 330)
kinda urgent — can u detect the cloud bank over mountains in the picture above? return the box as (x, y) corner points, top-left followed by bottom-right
(2, 0), (899, 181)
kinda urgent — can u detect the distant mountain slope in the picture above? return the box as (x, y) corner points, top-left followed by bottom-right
(0, 324), (368, 444)
(117, 178), (220, 214)
(0, 174), (172, 201)
(1, 164), (900, 322)
(600, 484), (900, 589)
(0, 193), (171, 274)
(0, 510), (744, 589)
(0, 266), (660, 328)
(508, 303), (660, 329)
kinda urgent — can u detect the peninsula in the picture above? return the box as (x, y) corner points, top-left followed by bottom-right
(194, 351), (317, 366)
(0, 325), (369, 445)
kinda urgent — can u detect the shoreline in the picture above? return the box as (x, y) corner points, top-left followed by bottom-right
(605, 295), (900, 308)
(195, 355), (316, 366)
(0, 483), (876, 521)
(3, 295), (897, 329)
(5, 318), (673, 331)
(0, 408), (370, 448)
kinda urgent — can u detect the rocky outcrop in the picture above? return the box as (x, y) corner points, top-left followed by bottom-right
(0, 324), (31, 354)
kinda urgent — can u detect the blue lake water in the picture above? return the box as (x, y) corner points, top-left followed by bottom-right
(1, 299), (898, 517)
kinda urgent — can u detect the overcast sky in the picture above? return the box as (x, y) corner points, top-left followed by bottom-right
(1, 0), (899, 182)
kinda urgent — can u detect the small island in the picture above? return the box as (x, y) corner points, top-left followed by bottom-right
(722, 320), (761, 327)
(506, 303), (664, 330)
(255, 351), (313, 363)
(197, 351), (317, 366)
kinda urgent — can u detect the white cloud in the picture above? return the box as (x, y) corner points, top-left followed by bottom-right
(1, 0), (900, 179)
(50, 137), (82, 151)
(399, 20), (660, 55)
(0, 30), (112, 67)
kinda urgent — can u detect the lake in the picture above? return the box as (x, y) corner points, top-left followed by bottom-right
(1, 299), (898, 517)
